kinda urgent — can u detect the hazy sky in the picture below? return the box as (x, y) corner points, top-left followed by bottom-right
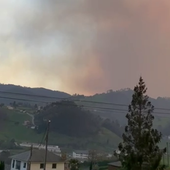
(0, 0), (170, 98)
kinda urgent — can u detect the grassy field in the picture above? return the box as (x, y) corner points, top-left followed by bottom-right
(45, 127), (121, 152)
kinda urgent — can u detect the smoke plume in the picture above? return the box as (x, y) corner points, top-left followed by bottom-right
(0, 0), (170, 97)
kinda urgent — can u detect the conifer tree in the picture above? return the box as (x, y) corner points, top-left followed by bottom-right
(115, 77), (166, 170)
(0, 161), (4, 170)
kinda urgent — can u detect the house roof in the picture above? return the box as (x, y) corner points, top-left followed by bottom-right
(108, 161), (121, 167)
(73, 150), (88, 154)
(10, 149), (63, 163)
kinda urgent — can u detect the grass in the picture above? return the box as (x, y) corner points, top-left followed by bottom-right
(47, 128), (121, 152)
(0, 108), (38, 141)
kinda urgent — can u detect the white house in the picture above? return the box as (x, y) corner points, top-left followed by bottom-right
(10, 149), (64, 170)
(72, 150), (88, 159)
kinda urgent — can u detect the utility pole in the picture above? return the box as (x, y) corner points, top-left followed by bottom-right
(27, 144), (33, 170)
(163, 153), (165, 165)
(167, 142), (169, 166)
(44, 120), (51, 170)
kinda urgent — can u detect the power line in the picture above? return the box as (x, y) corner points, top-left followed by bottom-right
(0, 94), (168, 116)
(47, 101), (170, 116)
(44, 120), (50, 170)
(0, 91), (169, 116)
(81, 105), (170, 116)
(0, 95), (48, 103)
(38, 125), (48, 147)
(74, 99), (170, 112)
(0, 90), (72, 100)
(0, 89), (169, 112)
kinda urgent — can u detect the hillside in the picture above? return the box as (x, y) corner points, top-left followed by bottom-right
(0, 106), (121, 151)
(73, 89), (170, 125)
(0, 84), (70, 104)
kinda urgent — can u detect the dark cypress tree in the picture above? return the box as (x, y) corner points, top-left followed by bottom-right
(89, 161), (93, 170)
(0, 161), (5, 170)
(115, 77), (166, 170)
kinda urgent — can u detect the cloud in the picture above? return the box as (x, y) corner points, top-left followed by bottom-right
(0, 0), (170, 97)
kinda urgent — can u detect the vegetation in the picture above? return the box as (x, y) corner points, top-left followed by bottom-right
(0, 151), (10, 164)
(115, 77), (166, 170)
(35, 101), (101, 137)
(35, 100), (123, 138)
(0, 161), (4, 170)
(69, 159), (80, 170)
(80, 160), (114, 170)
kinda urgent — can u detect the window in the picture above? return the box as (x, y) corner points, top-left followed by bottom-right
(12, 160), (15, 168)
(15, 161), (21, 170)
(52, 164), (57, 169)
(40, 163), (44, 169)
(23, 163), (26, 168)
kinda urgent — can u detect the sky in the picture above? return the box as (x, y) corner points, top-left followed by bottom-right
(0, 0), (170, 98)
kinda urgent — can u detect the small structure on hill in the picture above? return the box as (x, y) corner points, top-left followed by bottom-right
(72, 150), (88, 160)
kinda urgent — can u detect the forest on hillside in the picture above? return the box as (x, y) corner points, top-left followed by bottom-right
(34, 100), (123, 138)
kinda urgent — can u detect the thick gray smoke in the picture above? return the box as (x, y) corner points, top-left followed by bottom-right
(0, 0), (170, 97)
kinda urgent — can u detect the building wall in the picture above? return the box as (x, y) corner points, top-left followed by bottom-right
(19, 143), (61, 153)
(10, 159), (27, 170)
(72, 152), (88, 159)
(10, 159), (64, 170)
(30, 162), (64, 170)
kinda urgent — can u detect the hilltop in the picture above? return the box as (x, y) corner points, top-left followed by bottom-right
(73, 89), (170, 125)
(0, 84), (70, 104)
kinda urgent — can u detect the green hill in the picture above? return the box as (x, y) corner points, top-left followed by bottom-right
(0, 106), (121, 151)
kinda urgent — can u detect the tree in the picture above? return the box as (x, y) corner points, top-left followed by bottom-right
(89, 161), (93, 170)
(0, 151), (10, 164)
(115, 77), (166, 170)
(61, 152), (67, 161)
(12, 101), (17, 108)
(69, 159), (80, 170)
(34, 104), (38, 109)
(0, 161), (5, 170)
(88, 150), (98, 162)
